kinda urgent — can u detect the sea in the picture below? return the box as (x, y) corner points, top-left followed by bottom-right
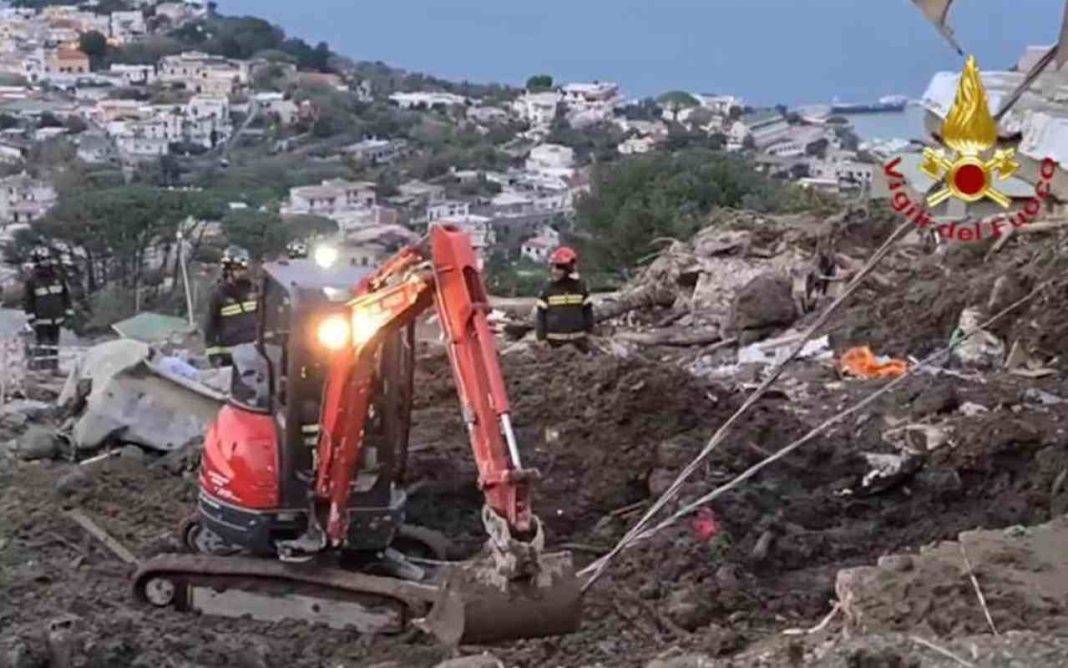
(840, 104), (926, 143)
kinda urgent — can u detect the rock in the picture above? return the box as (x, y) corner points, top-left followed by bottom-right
(1, 635), (49, 668)
(646, 654), (716, 668)
(729, 273), (797, 333)
(1022, 388), (1065, 406)
(664, 588), (712, 631)
(750, 530), (774, 562)
(118, 445), (146, 464)
(54, 468), (93, 497)
(16, 426), (58, 461)
(715, 564), (741, 590)
(647, 467), (676, 497)
(909, 382), (959, 417)
(655, 435), (692, 469)
(914, 468), (963, 499)
(877, 555), (913, 572)
(433, 653), (503, 668)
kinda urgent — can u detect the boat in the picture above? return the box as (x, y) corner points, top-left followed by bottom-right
(830, 95), (908, 114)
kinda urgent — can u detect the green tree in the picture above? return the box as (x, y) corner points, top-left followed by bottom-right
(222, 209), (291, 260)
(657, 91), (699, 121)
(576, 149), (818, 275)
(525, 74), (553, 92)
(78, 30), (108, 58)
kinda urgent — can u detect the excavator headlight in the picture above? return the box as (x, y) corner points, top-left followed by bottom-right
(314, 244), (339, 269)
(316, 314), (350, 350)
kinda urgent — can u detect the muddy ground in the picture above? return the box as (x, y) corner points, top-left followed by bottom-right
(4, 220), (1068, 666)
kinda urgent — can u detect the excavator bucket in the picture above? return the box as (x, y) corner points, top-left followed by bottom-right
(419, 550), (582, 644)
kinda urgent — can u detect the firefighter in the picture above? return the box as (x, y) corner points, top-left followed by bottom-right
(204, 246), (258, 367)
(535, 246), (594, 352)
(22, 247), (71, 372)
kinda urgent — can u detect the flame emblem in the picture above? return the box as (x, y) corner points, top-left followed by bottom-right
(921, 56), (1019, 208)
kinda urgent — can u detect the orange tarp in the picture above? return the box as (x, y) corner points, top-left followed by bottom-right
(839, 346), (907, 379)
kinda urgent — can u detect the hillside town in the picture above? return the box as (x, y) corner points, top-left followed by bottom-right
(3, 0), (1068, 666)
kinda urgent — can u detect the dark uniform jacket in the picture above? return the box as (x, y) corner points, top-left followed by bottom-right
(23, 269), (71, 326)
(204, 279), (259, 354)
(535, 275), (594, 341)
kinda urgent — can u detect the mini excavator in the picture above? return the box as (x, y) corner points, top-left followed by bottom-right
(133, 225), (580, 643)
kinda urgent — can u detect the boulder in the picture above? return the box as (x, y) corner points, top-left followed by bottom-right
(729, 273), (797, 334)
(16, 426), (58, 461)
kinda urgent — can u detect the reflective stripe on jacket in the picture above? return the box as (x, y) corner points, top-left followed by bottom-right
(535, 275), (594, 341)
(204, 281), (258, 349)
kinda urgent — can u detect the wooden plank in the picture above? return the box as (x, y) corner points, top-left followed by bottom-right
(66, 509), (138, 565)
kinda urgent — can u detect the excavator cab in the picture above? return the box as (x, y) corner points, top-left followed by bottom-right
(192, 258), (415, 555)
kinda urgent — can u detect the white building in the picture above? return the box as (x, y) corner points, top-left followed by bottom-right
(526, 143), (575, 177)
(283, 179), (377, 218)
(432, 214), (493, 250)
(0, 173), (56, 225)
(342, 137), (405, 164)
(512, 91), (561, 128)
(561, 82), (620, 112)
(388, 91), (467, 110)
(110, 10), (146, 42)
(159, 52), (249, 95)
(109, 63), (157, 86)
(427, 199), (470, 221)
(520, 227), (560, 263)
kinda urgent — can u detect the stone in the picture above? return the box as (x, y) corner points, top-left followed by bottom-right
(16, 426), (58, 461)
(647, 467), (676, 497)
(655, 435), (692, 469)
(54, 468), (93, 497)
(433, 653), (503, 668)
(664, 588), (712, 632)
(914, 468), (963, 499)
(646, 654), (716, 668)
(118, 445), (146, 464)
(729, 273), (797, 333)
(877, 555), (914, 572)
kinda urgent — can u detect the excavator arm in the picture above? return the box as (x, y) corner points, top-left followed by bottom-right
(313, 225), (538, 551)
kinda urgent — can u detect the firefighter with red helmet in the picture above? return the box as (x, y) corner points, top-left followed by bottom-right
(535, 246), (593, 351)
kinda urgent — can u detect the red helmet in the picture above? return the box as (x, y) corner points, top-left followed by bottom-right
(549, 246), (578, 266)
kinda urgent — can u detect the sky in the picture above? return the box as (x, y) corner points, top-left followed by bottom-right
(220, 0), (1064, 106)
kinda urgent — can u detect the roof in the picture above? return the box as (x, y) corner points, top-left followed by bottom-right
(54, 48), (88, 61)
(1019, 112), (1068, 167)
(111, 312), (194, 343)
(264, 258), (372, 292)
(522, 235), (556, 249)
(741, 109), (785, 127)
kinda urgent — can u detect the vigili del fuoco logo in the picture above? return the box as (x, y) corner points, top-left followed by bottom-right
(883, 56), (1056, 242)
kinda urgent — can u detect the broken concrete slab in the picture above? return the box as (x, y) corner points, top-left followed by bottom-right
(61, 340), (225, 453)
(836, 515), (1068, 636)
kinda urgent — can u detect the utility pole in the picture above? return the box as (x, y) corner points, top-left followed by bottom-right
(177, 227), (195, 327)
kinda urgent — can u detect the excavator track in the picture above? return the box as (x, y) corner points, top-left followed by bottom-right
(133, 551), (580, 644)
(133, 554), (450, 637)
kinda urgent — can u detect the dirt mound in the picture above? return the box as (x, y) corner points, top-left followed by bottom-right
(408, 344), (735, 540)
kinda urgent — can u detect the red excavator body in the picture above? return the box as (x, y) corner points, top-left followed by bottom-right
(134, 226), (580, 644)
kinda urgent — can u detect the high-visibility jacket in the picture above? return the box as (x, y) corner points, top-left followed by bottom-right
(23, 269), (71, 326)
(204, 280), (258, 355)
(535, 275), (594, 341)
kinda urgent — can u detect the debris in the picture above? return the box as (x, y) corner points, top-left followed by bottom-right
(884, 423), (951, 452)
(62, 340), (225, 452)
(15, 425), (58, 461)
(856, 452), (922, 495)
(781, 602), (841, 636)
(958, 402), (989, 416)
(839, 346), (907, 380)
(959, 541), (999, 636)
(951, 308), (1005, 370)
(66, 509), (138, 565)
(690, 507), (720, 543)
(433, 653), (504, 668)
(1010, 367), (1057, 379)
(729, 272), (798, 340)
(1022, 388), (1065, 406)
(909, 635), (977, 668)
(54, 467), (93, 497)
(614, 328), (725, 347)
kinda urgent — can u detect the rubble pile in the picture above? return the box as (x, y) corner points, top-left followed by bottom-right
(6, 206), (1068, 666)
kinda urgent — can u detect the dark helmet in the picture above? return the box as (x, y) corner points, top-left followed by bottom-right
(286, 240), (308, 259)
(549, 245), (578, 267)
(222, 246), (250, 269)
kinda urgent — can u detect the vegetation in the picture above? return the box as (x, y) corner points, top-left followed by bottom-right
(169, 16), (335, 71)
(525, 74), (553, 92)
(221, 209), (291, 260)
(576, 148), (828, 275)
